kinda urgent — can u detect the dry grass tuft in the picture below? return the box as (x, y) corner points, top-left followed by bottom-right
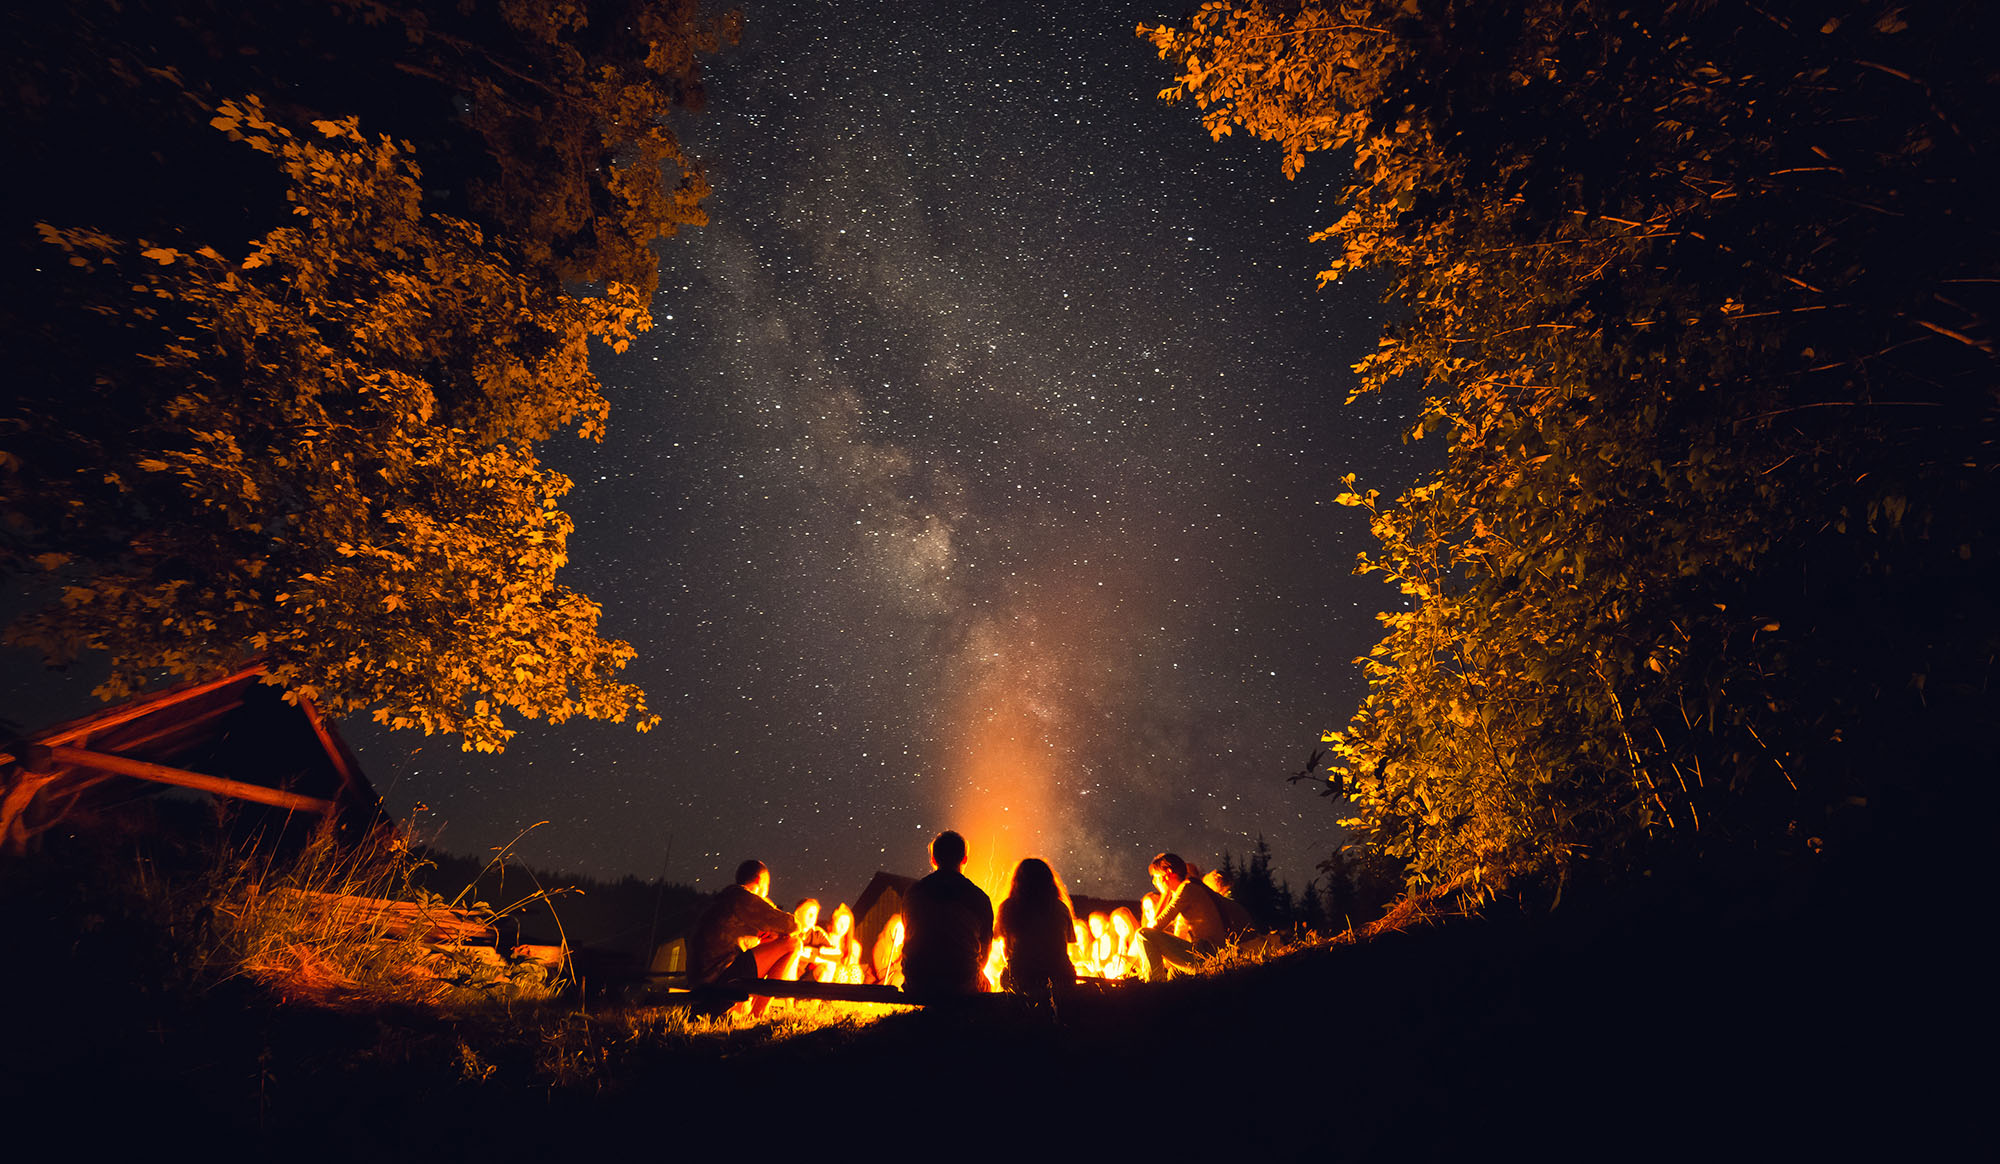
(173, 817), (561, 1011)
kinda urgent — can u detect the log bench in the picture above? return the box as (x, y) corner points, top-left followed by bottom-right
(696, 977), (913, 1006)
(632, 972), (1139, 1008)
(631, 936), (1139, 1007)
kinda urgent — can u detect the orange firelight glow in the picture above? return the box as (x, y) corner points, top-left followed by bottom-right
(950, 698), (1064, 903)
(938, 595), (1120, 903)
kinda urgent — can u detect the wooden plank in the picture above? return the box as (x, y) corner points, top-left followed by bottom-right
(693, 977), (914, 1005)
(0, 771), (62, 854)
(45, 745), (335, 815)
(94, 700), (239, 760)
(296, 693), (368, 805)
(0, 664), (266, 762)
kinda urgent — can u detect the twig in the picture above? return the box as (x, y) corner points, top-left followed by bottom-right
(1855, 60), (1968, 149)
(1742, 722), (1796, 791)
(1737, 400), (1943, 426)
(1232, 22), (1394, 41)
(1913, 318), (1994, 353)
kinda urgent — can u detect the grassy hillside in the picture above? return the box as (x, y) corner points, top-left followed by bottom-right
(1, 819), (1965, 1159)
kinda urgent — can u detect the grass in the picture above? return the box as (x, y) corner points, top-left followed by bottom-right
(125, 810), (566, 1012)
(1, 816), (1962, 1161)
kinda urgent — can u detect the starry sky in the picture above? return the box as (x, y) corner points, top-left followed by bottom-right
(5, 0), (1432, 905)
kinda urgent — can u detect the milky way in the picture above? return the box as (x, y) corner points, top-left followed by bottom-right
(5, 1), (1433, 903)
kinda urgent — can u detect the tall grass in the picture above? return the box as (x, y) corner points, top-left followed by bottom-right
(164, 815), (563, 1010)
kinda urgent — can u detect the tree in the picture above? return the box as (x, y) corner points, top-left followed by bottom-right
(1294, 876), (1327, 935)
(1145, 2), (1998, 901)
(1234, 835), (1284, 929)
(1320, 844), (1403, 929)
(3, 1), (739, 750)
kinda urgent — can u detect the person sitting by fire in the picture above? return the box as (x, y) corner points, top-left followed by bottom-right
(1135, 851), (1252, 983)
(788, 897), (835, 980)
(686, 859), (804, 1014)
(900, 830), (993, 1001)
(995, 857), (1077, 1002)
(812, 903), (856, 983)
(870, 913), (907, 987)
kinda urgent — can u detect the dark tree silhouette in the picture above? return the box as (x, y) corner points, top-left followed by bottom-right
(1150, 0), (1998, 903)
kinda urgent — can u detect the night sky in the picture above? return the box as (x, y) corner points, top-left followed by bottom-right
(5, 1), (1432, 904)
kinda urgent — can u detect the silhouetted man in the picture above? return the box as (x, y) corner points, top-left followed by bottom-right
(899, 830), (993, 1000)
(686, 859), (802, 1014)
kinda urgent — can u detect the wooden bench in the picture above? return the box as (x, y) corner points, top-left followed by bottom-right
(692, 976), (913, 1005)
(636, 972), (1139, 1009)
(631, 936), (1141, 1008)
(633, 940), (906, 1005)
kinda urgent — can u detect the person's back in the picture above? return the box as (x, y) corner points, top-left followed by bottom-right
(900, 831), (993, 999)
(995, 857), (1077, 998)
(686, 883), (767, 983)
(1160, 873), (1230, 948)
(685, 860), (799, 985)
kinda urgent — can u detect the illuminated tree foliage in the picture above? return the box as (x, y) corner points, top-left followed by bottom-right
(2, 1), (739, 750)
(1146, 1), (1998, 897)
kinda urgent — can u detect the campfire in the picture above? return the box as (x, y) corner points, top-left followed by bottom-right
(775, 872), (1151, 994)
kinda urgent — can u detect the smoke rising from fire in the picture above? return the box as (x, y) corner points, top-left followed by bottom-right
(931, 578), (1140, 900)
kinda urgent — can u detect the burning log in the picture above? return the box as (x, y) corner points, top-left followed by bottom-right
(981, 935), (1007, 993)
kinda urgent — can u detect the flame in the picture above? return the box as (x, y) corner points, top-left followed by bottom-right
(982, 935), (1007, 992)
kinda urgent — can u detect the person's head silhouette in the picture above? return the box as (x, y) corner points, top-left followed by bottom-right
(931, 830), (968, 870)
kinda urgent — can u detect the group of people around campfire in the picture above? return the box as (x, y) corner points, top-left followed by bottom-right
(684, 831), (1259, 1012)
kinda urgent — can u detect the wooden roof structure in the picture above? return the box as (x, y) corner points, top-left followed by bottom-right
(0, 662), (383, 853)
(852, 870), (918, 959)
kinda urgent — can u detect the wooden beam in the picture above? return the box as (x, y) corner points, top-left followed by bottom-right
(696, 977), (915, 1006)
(4, 664), (267, 759)
(296, 694), (367, 804)
(0, 771), (61, 855)
(90, 700), (238, 759)
(45, 745), (335, 816)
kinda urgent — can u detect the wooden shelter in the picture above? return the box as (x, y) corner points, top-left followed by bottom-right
(852, 870), (917, 961)
(0, 662), (383, 853)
